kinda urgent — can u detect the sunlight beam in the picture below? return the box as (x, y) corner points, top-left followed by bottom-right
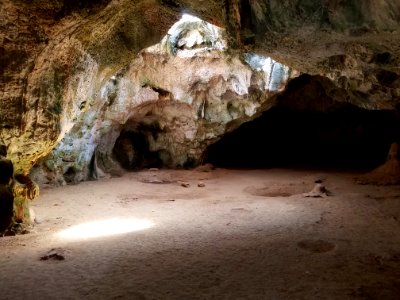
(57, 218), (155, 240)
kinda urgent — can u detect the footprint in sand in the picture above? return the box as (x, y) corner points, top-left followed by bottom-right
(297, 239), (336, 253)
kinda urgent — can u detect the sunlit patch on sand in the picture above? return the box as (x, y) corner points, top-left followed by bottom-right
(57, 218), (155, 240)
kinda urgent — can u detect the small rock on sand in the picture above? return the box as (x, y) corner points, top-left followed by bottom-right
(180, 182), (190, 188)
(40, 248), (69, 261)
(303, 183), (331, 198)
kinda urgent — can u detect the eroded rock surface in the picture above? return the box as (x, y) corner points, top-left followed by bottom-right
(31, 17), (295, 185)
(1, 0), (180, 176)
(1, 0), (398, 177)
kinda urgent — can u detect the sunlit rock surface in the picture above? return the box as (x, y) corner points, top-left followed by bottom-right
(31, 16), (296, 185)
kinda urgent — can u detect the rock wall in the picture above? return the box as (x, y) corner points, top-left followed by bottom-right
(1, 0), (180, 176)
(242, 0), (400, 108)
(1, 0), (399, 177)
(31, 18), (296, 185)
(2, 0), (398, 170)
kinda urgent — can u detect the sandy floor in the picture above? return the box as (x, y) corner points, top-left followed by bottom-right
(1, 168), (400, 300)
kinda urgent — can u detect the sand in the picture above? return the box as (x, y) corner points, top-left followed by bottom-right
(1, 168), (400, 299)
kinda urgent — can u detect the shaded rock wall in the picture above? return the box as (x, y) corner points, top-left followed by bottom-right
(242, 0), (400, 108)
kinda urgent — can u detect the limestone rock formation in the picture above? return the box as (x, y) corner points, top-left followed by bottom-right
(31, 15), (295, 185)
(1, 0), (181, 177)
(2, 0), (399, 177)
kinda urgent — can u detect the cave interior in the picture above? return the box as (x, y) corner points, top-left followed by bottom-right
(113, 73), (400, 172)
(206, 75), (400, 170)
(1, 1), (400, 299)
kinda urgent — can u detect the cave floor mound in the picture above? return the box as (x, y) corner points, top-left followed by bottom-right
(1, 168), (400, 299)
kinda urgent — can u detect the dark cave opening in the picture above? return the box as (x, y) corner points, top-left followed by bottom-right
(113, 130), (162, 170)
(63, 166), (78, 183)
(205, 74), (400, 170)
(205, 104), (399, 170)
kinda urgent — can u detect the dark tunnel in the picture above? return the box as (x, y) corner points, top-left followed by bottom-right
(113, 129), (162, 170)
(205, 75), (400, 170)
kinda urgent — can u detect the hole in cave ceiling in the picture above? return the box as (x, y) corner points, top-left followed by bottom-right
(145, 13), (227, 57)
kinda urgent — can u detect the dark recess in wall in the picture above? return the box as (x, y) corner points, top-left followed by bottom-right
(240, 0), (255, 45)
(205, 74), (400, 170)
(205, 104), (399, 169)
(54, 0), (111, 20)
(63, 166), (78, 184)
(113, 130), (162, 170)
